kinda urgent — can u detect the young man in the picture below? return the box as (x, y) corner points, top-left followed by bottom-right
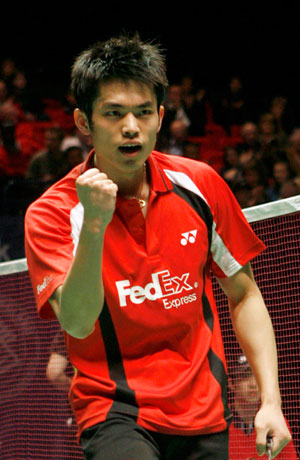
(25, 34), (291, 460)
(228, 355), (297, 459)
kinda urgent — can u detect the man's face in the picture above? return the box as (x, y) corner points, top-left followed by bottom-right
(79, 79), (164, 178)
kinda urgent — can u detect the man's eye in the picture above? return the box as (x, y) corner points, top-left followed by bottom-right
(138, 109), (153, 116)
(105, 111), (121, 117)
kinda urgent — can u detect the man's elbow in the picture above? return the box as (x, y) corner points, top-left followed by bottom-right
(61, 322), (95, 339)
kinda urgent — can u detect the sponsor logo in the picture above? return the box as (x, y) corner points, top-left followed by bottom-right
(116, 270), (198, 309)
(180, 229), (197, 246)
(37, 275), (54, 295)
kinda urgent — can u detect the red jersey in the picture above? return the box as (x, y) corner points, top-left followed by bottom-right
(25, 150), (266, 440)
(229, 417), (297, 459)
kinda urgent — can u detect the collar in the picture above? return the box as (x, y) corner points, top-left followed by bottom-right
(80, 149), (173, 194)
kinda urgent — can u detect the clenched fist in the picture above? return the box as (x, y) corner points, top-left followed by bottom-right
(76, 168), (118, 228)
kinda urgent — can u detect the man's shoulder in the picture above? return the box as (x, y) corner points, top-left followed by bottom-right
(25, 166), (81, 220)
(151, 150), (215, 175)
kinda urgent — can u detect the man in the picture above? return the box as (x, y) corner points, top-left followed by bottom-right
(26, 126), (65, 182)
(25, 34), (291, 460)
(228, 355), (297, 459)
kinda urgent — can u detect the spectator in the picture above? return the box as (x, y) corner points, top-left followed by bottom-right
(286, 128), (300, 178)
(163, 119), (188, 156)
(257, 113), (287, 180)
(270, 96), (295, 136)
(60, 144), (83, 177)
(228, 354), (297, 459)
(46, 329), (73, 393)
(279, 179), (300, 199)
(0, 79), (21, 127)
(184, 88), (207, 137)
(240, 159), (269, 207)
(237, 122), (260, 166)
(0, 58), (18, 93)
(220, 146), (243, 188)
(232, 181), (252, 209)
(268, 159), (295, 201)
(11, 70), (45, 121)
(213, 76), (255, 134)
(179, 75), (207, 136)
(158, 84), (190, 146)
(61, 127), (92, 160)
(26, 126), (65, 183)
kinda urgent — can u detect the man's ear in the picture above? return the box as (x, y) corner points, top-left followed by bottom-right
(74, 109), (91, 135)
(157, 105), (165, 134)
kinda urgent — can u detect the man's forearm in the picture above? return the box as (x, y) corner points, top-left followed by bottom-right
(52, 221), (106, 339)
(230, 288), (281, 405)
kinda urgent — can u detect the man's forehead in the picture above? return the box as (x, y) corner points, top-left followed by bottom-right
(96, 79), (157, 105)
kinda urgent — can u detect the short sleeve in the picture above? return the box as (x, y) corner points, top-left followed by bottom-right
(200, 166), (266, 278)
(25, 196), (76, 319)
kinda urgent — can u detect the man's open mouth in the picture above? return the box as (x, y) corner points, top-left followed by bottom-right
(118, 144), (142, 154)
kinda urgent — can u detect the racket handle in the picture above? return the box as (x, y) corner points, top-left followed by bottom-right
(267, 435), (273, 459)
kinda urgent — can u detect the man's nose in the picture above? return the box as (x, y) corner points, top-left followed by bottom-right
(122, 113), (140, 138)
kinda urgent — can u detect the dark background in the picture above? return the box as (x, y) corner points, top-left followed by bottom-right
(2, 5), (300, 115)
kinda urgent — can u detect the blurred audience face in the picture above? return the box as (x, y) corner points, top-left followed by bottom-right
(273, 161), (290, 184)
(45, 129), (63, 153)
(181, 76), (194, 95)
(169, 120), (187, 142)
(167, 85), (182, 108)
(271, 96), (287, 119)
(224, 147), (239, 168)
(240, 122), (258, 146)
(229, 77), (242, 94)
(1, 58), (16, 78)
(259, 113), (275, 135)
(13, 72), (27, 90)
(244, 167), (260, 188)
(231, 372), (260, 409)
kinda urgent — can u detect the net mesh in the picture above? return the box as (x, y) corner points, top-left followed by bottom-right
(214, 207), (300, 459)
(0, 197), (299, 459)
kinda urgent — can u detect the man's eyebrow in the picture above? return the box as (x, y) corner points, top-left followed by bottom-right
(101, 101), (155, 109)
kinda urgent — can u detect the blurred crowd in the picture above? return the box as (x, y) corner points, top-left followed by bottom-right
(156, 76), (300, 208)
(1, 57), (300, 258)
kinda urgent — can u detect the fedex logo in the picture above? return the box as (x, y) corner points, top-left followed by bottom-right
(116, 270), (193, 307)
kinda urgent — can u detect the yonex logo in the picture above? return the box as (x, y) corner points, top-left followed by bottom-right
(180, 230), (197, 246)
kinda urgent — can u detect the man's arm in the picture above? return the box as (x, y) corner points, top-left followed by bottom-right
(49, 168), (118, 339)
(218, 262), (292, 458)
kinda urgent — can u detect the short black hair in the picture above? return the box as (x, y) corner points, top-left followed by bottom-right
(71, 33), (168, 125)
